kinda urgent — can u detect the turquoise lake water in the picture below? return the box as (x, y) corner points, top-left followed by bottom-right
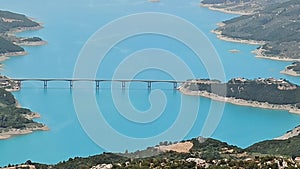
(1, 0), (300, 166)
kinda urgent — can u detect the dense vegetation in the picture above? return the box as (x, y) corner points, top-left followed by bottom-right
(7, 136), (300, 169)
(22, 37), (43, 42)
(184, 78), (300, 105)
(211, 0), (300, 59)
(0, 88), (16, 106)
(0, 10), (39, 33)
(0, 10), (42, 55)
(202, 0), (300, 59)
(0, 36), (24, 54)
(286, 62), (300, 74)
(0, 88), (44, 133)
(247, 135), (300, 157)
(0, 107), (43, 129)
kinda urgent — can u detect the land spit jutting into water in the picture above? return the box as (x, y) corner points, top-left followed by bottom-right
(178, 78), (300, 114)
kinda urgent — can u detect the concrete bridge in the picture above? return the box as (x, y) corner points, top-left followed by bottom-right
(1, 78), (186, 90)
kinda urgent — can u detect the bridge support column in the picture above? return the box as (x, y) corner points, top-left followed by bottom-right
(173, 82), (178, 89)
(122, 81), (126, 88)
(96, 81), (100, 89)
(43, 80), (48, 88)
(69, 81), (73, 88)
(148, 82), (152, 90)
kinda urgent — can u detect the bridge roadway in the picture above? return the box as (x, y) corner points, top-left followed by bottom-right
(2, 78), (187, 89)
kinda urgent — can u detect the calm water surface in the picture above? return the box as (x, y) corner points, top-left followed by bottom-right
(0, 0), (300, 166)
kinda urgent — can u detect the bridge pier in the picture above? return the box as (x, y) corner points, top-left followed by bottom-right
(121, 81), (126, 88)
(43, 80), (48, 88)
(147, 82), (152, 90)
(69, 81), (73, 88)
(173, 82), (178, 89)
(95, 81), (100, 89)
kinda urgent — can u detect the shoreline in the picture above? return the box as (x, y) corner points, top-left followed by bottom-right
(0, 112), (49, 140)
(200, 3), (252, 15)
(178, 86), (300, 115)
(211, 29), (265, 45)
(280, 69), (300, 77)
(0, 51), (28, 57)
(0, 17), (46, 57)
(0, 126), (49, 140)
(205, 1), (300, 77)
(275, 126), (300, 140)
(253, 48), (300, 62)
(7, 25), (44, 35)
(0, 14), (49, 141)
(16, 40), (48, 46)
(213, 29), (300, 64)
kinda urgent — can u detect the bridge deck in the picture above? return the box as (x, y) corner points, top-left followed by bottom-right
(0, 78), (187, 89)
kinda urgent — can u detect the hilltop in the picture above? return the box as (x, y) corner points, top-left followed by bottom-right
(202, 0), (300, 61)
(4, 134), (300, 169)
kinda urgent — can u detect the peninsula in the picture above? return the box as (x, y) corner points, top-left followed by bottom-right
(0, 10), (47, 139)
(0, 10), (46, 58)
(0, 88), (48, 140)
(281, 62), (300, 77)
(202, 0), (300, 62)
(178, 78), (300, 114)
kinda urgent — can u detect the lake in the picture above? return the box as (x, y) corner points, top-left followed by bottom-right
(0, 0), (300, 166)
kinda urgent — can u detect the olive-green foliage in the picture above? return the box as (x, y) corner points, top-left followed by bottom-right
(13, 136), (300, 168)
(0, 36), (24, 54)
(0, 10), (41, 54)
(287, 62), (300, 73)
(22, 37), (42, 42)
(0, 88), (43, 130)
(0, 10), (39, 33)
(215, 0), (300, 59)
(189, 79), (300, 105)
(0, 88), (16, 106)
(0, 107), (35, 129)
(246, 135), (300, 157)
(191, 138), (243, 160)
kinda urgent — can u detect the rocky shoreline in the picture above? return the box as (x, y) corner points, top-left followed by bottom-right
(0, 17), (46, 57)
(0, 13), (48, 140)
(0, 51), (28, 57)
(178, 85), (300, 114)
(0, 125), (49, 140)
(0, 110), (49, 140)
(178, 78), (300, 114)
(203, 0), (300, 76)
(200, 3), (253, 15)
(211, 29), (265, 45)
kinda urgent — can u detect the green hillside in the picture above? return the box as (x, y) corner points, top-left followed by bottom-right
(0, 10), (41, 55)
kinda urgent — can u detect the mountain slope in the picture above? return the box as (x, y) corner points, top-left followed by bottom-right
(214, 0), (300, 60)
(0, 10), (43, 56)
